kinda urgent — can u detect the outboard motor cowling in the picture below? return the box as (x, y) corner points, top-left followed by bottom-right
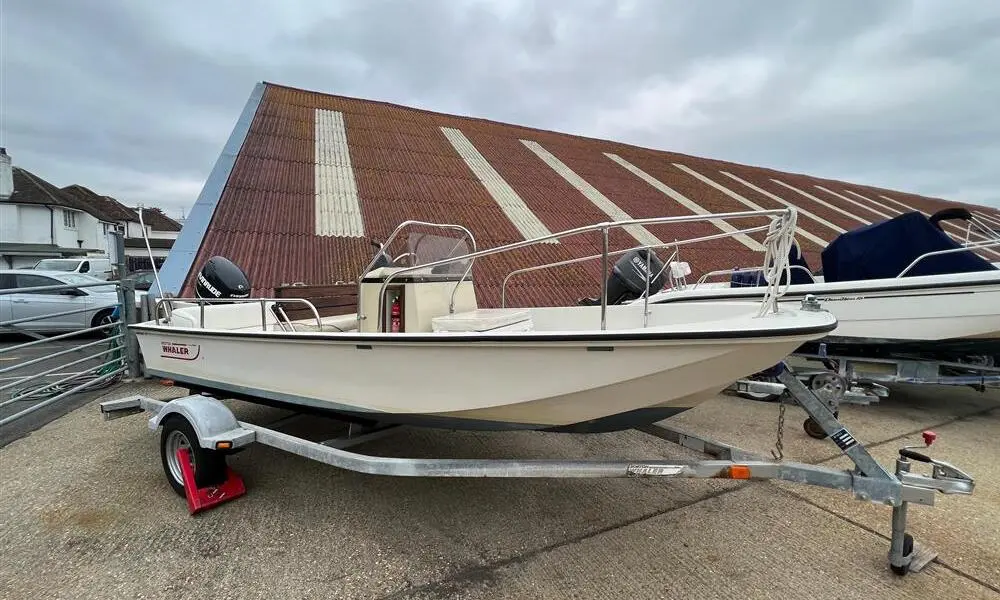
(368, 238), (393, 270)
(576, 248), (666, 306)
(606, 248), (666, 304)
(195, 256), (251, 299)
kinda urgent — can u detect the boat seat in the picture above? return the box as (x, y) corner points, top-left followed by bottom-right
(278, 314), (358, 333)
(431, 309), (534, 333)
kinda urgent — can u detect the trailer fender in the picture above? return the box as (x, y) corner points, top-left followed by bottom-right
(148, 394), (256, 450)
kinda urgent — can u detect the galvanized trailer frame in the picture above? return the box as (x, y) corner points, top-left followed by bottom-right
(729, 350), (1000, 439)
(99, 362), (974, 576)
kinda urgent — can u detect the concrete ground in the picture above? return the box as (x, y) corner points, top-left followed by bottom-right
(0, 379), (997, 599)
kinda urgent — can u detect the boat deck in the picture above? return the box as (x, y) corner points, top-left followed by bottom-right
(1, 379), (997, 599)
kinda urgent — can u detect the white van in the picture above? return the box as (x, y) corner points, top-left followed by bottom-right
(33, 257), (115, 280)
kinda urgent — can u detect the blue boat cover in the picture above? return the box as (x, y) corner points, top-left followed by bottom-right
(730, 243), (814, 287)
(820, 211), (997, 282)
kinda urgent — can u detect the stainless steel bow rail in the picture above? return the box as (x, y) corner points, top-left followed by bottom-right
(99, 360), (973, 577)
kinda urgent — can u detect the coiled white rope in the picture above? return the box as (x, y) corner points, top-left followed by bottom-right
(756, 208), (799, 317)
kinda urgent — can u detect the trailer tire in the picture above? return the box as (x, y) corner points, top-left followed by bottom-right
(159, 415), (227, 497)
(803, 417), (827, 439)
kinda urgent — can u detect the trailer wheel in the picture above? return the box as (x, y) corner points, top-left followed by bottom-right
(159, 415), (227, 497)
(803, 417), (827, 439)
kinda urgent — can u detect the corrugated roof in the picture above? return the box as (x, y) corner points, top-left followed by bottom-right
(169, 81), (999, 304)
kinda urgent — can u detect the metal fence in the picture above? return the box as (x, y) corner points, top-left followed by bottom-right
(0, 232), (141, 427)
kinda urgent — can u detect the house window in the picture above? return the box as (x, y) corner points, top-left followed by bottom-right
(63, 210), (77, 229)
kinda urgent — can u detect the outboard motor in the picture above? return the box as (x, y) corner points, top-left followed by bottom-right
(368, 238), (393, 270)
(195, 256), (251, 299)
(578, 248), (666, 305)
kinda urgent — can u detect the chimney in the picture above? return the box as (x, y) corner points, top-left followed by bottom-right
(0, 148), (12, 200)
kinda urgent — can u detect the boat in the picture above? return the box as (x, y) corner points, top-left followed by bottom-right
(135, 209), (837, 433)
(633, 208), (1000, 363)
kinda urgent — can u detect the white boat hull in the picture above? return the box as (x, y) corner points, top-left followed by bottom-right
(133, 302), (835, 432)
(644, 271), (1000, 351)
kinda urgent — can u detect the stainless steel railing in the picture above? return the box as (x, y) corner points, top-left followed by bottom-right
(371, 208), (797, 332)
(897, 237), (1000, 278)
(498, 224), (777, 307)
(152, 297), (324, 331)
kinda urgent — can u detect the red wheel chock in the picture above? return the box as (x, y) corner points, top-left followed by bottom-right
(176, 448), (246, 515)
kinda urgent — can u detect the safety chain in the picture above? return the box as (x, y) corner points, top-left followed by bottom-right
(771, 392), (786, 461)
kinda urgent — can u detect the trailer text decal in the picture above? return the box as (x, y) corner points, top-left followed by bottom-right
(160, 342), (201, 361)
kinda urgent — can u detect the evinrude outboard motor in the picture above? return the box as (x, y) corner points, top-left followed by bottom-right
(578, 248), (666, 305)
(195, 256), (251, 299)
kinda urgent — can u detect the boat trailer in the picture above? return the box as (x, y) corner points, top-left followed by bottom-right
(99, 362), (974, 577)
(728, 347), (1000, 439)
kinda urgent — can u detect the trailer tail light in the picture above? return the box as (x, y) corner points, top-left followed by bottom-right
(728, 465), (751, 479)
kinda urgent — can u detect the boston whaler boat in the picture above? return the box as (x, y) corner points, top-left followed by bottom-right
(101, 207), (980, 577)
(625, 207), (1000, 427)
(135, 209), (837, 434)
(640, 208), (1000, 359)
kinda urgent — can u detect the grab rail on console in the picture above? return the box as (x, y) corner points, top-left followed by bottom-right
(353, 220), (477, 331)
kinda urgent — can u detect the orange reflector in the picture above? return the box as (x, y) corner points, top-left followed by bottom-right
(215, 441), (233, 450)
(160, 379), (175, 387)
(728, 465), (751, 479)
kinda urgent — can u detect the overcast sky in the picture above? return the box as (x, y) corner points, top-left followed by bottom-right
(3, 0), (999, 218)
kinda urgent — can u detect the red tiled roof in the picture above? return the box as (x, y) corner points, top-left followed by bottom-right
(177, 82), (998, 304)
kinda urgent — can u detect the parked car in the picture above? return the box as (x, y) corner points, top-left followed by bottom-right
(33, 257), (115, 280)
(0, 270), (122, 335)
(129, 270), (157, 291)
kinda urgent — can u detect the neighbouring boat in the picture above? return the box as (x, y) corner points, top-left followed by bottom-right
(134, 210), (837, 433)
(635, 208), (1000, 363)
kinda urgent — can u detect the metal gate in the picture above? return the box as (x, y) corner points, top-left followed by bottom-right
(0, 232), (140, 427)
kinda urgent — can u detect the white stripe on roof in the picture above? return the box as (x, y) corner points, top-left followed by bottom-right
(841, 189), (900, 215)
(520, 140), (662, 247)
(603, 154), (763, 251)
(771, 179), (870, 226)
(314, 109), (364, 237)
(814, 186), (892, 220)
(674, 163), (830, 249)
(441, 127), (555, 243)
(974, 210), (1000, 228)
(717, 171), (844, 241)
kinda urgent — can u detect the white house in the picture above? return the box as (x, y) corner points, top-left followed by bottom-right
(0, 148), (115, 269)
(1, 148), (184, 270)
(60, 187), (183, 270)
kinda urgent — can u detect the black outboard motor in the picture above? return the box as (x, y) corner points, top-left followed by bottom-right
(579, 248), (666, 305)
(368, 238), (393, 270)
(195, 256), (251, 299)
